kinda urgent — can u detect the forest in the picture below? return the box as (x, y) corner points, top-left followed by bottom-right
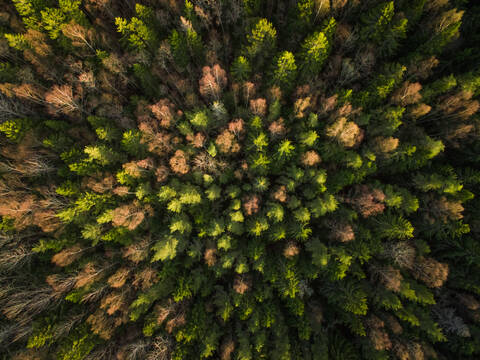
(0, 0), (479, 359)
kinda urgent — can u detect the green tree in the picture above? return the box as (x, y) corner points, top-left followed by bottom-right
(116, 4), (157, 51)
(272, 51), (297, 90)
(245, 18), (277, 64)
(361, 1), (408, 57)
(300, 31), (329, 76)
(231, 56), (251, 81)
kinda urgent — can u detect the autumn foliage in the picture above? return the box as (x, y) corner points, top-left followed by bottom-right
(0, 0), (479, 359)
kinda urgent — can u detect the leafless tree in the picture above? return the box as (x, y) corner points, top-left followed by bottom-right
(0, 286), (60, 324)
(0, 246), (34, 272)
(124, 340), (151, 360)
(146, 335), (173, 360)
(45, 84), (82, 116)
(0, 94), (31, 121)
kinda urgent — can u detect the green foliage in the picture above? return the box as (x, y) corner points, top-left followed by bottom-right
(116, 4), (157, 50)
(231, 56), (251, 81)
(57, 329), (97, 360)
(152, 236), (180, 261)
(376, 214), (414, 240)
(1, 1), (480, 359)
(188, 109), (210, 129)
(361, 1), (407, 56)
(272, 51), (297, 90)
(84, 145), (123, 166)
(41, 8), (66, 39)
(306, 238), (329, 267)
(0, 118), (31, 142)
(299, 26), (332, 75)
(27, 322), (55, 349)
(170, 29), (189, 69)
(121, 129), (146, 156)
(4, 33), (29, 50)
(245, 18), (277, 61)
(12, 0), (42, 29)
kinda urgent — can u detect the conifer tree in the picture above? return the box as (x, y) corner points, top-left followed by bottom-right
(0, 0), (479, 359)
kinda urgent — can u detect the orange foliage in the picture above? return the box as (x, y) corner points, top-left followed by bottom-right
(112, 202), (149, 230)
(150, 98), (176, 128)
(243, 194), (260, 216)
(413, 257), (449, 288)
(325, 117), (364, 147)
(233, 276), (251, 294)
(272, 185), (287, 203)
(169, 150), (190, 175)
(328, 221), (355, 242)
(215, 129), (240, 154)
(347, 185), (386, 218)
(249, 98), (267, 116)
(132, 267), (159, 290)
(199, 64), (227, 100)
(220, 338), (235, 360)
(51, 245), (84, 267)
(108, 267), (130, 288)
(301, 150), (321, 167)
(204, 247), (218, 267)
(366, 316), (392, 351)
(268, 117), (286, 138)
(283, 241), (300, 258)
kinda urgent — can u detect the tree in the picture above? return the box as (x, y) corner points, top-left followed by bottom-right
(360, 1), (407, 57)
(199, 64), (227, 101)
(111, 202), (147, 231)
(1, 1), (480, 359)
(245, 18), (277, 63)
(61, 21), (95, 51)
(272, 51), (297, 90)
(231, 56), (251, 81)
(300, 32), (331, 77)
(325, 117), (364, 148)
(45, 85), (81, 116)
(116, 4), (157, 51)
(375, 214), (414, 240)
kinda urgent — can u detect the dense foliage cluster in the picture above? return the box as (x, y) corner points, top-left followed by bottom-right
(0, 0), (479, 359)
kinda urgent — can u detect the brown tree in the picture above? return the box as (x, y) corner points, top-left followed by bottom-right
(370, 265), (402, 293)
(45, 84), (81, 116)
(204, 247), (218, 267)
(150, 98), (176, 128)
(382, 241), (416, 269)
(243, 194), (260, 215)
(132, 267), (159, 291)
(107, 267), (130, 288)
(346, 185), (385, 218)
(112, 202), (151, 230)
(199, 64), (227, 100)
(268, 117), (286, 138)
(169, 150), (190, 175)
(366, 316), (392, 351)
(328, 221), (355, 242)
(325, 117), (364, 147)
(412, 257), (449, 288)
(249, 98), (267, 116)
(215, 129), (240, 154)
(51, 245), (85, 267)
(283, 241), (300, 258)
(301, 150), (321, 167)
(233, 276), (251, 294)
(391, 81), (422, 106)
(61, 21), (95, 51)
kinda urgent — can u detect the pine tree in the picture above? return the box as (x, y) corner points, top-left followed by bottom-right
(271, 51), (297, 90)
(1, 1), (480, 359)
(245, 18), (277, 65)
(116, 4), (157, 51)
